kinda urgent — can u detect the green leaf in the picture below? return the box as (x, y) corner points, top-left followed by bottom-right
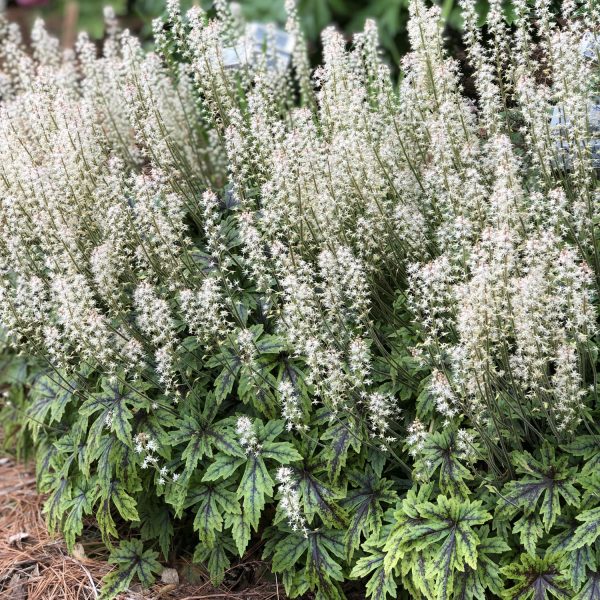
(100, 539), (161, 599)
(384, 495), (491, 599)
(187, 482), (240, 544)
(575, 572), (600, 600)
(255, 334), (286, 354)
(225, 508), (252, 556)
(80, 380), (147, 448)
(415, 431), (474, 498)
(27, 373), (76, 439)
(139, 500), (174, 560)
(259, 419), (286, 441)
(298, 468), (347, 528)
(261, 440), (303, 464)
(565, 437), (600, 476)
(271, 532), (310, 572)
(192, 535), (235, 587)
(351, 553), (397, 600)
(364, 565), (397, 600)
(496, 447), (579, 532)
(513, 512), (544, 556)
(547, 525), (594, 591)
(207, 542), (230, 586)
(306, 531), (345, 598)
(570, 507), (600, 551)
(96, 481), (139, 544)
(320, 419), (355, 482)
(100, 567), (137, 599)
(63, 482), (94, 552)
(237, 455), (273, 530)
(174, 411), (243, 487)
(570, 546), (595, 592)
(203, 453), (246, 481)
(214, 364), (240, 404)
(111, 482), (140, 521)
(452, 526), (509, 599)
(502, 553), (571, 600)
(44, 474), (71, 533)
(342, 469), (397, 560)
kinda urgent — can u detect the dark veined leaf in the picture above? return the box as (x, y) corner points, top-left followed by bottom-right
(547, 523), (594, 591)
(80, 379), (148, 448)
(185, 482), (240, 544)
(100, 539), (162, 599)
(96, 480), (140, 545)
(318, 408), (362, 482)
(281, 569), (311, 599)
(172, 403), (244, 489)
(254, 333), (286, 355)
(192, 534), (236, 586)
(342, 469), (398, 560)
(54, 433), (88, 478)
(501, 553), (572, 600)
(134, 406), (179, 461)
(258, 418), (285, 441)
(384, 494), (491, 600)
(570, 546), (595, 592)
(225, 508), (252, 556)
(264, 527), (345, 599)
(36, 438), (58, 488)
(452, 526), (510, 600)
(206, 542), (230, 587)
(297, 467), (348, 528)
(513, 512), (544, 556)
(351, 552), (397, 600)
(414, 430), (475, 498)
(43, 472), (71, 533)
(305, 530), (346, 600)
(261, 440), (303, 463)
(139, 499), (174, 560)
(237, 365), (279, 416)
(27, 373), (77, 439)
(237, 454), (274, 530)
(214, 361), (241, 404)
(496, 446), (579, 532)
(203, 452), (246, 482)
(570, 507), (600, 551)
(88, 435), (139, 498)
(416, 378), (436, 419)
(271, 531), (310, 572)
(576, 572), (600, 600)
(565, 437), (600, 476)
(63, 481), (94, 552)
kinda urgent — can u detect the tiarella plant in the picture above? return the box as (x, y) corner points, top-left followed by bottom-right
(2, 0), (600, 599)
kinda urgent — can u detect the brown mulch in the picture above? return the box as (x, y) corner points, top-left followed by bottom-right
(0, 457), (283, 600)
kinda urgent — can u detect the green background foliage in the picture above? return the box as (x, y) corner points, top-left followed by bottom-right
(24, 0), (486, 56)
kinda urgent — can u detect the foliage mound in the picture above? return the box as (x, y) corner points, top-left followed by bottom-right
(2, 1), (600, 599)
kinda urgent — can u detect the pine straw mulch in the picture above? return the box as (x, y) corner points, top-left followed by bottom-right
(0, 456), (283, 600)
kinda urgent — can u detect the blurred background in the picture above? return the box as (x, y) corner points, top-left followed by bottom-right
(1, 0), (493, 63)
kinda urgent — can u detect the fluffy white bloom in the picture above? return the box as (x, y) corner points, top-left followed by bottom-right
(277, 467), (308, 536)
(236, 416), (261, 455)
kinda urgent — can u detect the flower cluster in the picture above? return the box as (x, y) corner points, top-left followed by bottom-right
(1, 2), (600, 599)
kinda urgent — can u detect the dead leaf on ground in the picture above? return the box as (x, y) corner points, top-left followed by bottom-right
(160, 568), (179, 585)
(7, 531), (30, 547)
(8, 573), (27, 600)
(72, 541), (87, 560)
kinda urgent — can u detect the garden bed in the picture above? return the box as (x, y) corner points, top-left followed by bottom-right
(0, 456), (282, 600)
